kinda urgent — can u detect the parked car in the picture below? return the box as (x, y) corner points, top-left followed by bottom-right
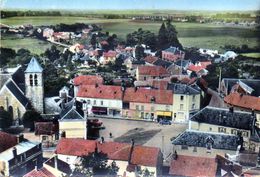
(159, 119), (172, 125)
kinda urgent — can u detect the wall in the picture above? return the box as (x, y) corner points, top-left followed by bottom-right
(59, 120), (87, 139)
(0, 86), (26, 119)
(173, 94), (200, 123)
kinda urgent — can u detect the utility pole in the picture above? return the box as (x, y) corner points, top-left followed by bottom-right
(218, 67), (222, 94)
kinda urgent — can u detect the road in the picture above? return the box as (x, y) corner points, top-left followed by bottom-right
(98, 118), (187, 164)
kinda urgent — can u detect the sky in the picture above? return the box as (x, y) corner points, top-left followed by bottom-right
(1, 0), (260, 11)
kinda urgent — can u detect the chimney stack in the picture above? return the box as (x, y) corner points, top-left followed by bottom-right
(17, 134), (24, 143)
(12, 147), (17, 157)
(229, 107), (234, 113)
(61, 131), (66, 138)
(173, 150), (178, 160)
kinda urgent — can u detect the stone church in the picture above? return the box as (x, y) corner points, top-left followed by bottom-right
(0, 57), (44, 122)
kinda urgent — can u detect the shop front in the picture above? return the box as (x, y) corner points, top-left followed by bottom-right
(92, 106), (108, 115)
(156, 111), (172, 121)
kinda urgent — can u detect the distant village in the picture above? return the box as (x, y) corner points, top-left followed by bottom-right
(0, 17), (260, 177)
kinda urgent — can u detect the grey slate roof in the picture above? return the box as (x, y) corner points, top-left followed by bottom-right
(190, 106), (255, 130)
(6, 79), (29, 107)
(222, 78), (260, 97)
(172, 130), (240, 151)
(175, 60), (191, 68)
(60, 99), (84, 120)
(163, 46), (183, 54)
(25, 57), (43, 73)
(153, 59), (173, 69)
(168, 83), (200, 95)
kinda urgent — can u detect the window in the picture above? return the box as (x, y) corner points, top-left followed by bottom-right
(180, 95), (184, 101)
(180, 104), (184, 110)
(34, 74), (38, 86)
(231, 129), (237, 135)
(144, 77), (146, 81)
(100, 101), (103, 105)
(166, 105), (170, 111)
(125, 111), (128, 117)
(192, 95), (196, 102)
(181, 145), (188, 150)
(141, 105), (144, 111)
(218, 127), (226, 133)
(29, 74), (33, 86)
(151, 106), (154, 111)
(136, 105), (139, 111)
(174, 113), (177, 118)
(192, 104), (195, 109)
(87, 100), (90, 104)
(242, 131), (249, 137)
(209, 127), (212, 131)
(140, 112), (144, 118)
(93, 100), (96, 105)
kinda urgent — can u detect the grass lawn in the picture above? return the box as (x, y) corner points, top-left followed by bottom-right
(241, 53), (260, 58)
(1, 16), (258, 53)
(1, 34), (54, 55)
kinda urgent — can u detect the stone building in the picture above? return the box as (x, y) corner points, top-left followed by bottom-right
(25, 57), (44, 113)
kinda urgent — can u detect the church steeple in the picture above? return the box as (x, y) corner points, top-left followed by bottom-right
(25, 57), (44, 113)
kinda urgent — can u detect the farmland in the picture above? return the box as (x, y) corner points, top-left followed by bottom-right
(1, 16), (259, 54)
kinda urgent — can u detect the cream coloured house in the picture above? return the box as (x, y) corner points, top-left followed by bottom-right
(168, 83), (201, 122)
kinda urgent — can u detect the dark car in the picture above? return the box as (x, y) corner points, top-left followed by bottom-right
(159, 119), (172, 125)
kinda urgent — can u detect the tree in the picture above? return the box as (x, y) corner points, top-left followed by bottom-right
(44, 45), (60, 62)
(91, 34), (97, 49)
(0, 48), (16, 67)
(22, 110), (42, 131)
(74, 150), (119, 176)
(158, 22), (168, 50)
(165, 20), (183, 50)
(135, 45), (145, 60)
(0, 107), (12, 129)
(137, 167), (155, 177)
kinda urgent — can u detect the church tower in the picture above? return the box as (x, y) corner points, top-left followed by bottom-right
(25, 57), (44, 113)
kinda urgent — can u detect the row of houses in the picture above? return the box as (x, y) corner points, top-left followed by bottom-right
(73, 74), (201, 123)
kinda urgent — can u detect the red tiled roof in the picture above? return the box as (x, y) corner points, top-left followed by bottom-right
(100, 40), (109, 45)
(169, 155), (217, 177)
(187, 61), (211, 72)
(0, 131), (17, 153)
(137, 66), (169, 76)
(55, 138), (160, 167)
(103, 50), (117, 58)
(144, 56), (158, 64)
(77, 85), (123, 100)
(73, 75), (103, 86)
(34, 122), (59, 136)
(151, 80), (168, 90)
(23, 167), (55, 177)
(224, 92), (260, 111)
(123, 87), (173, 105)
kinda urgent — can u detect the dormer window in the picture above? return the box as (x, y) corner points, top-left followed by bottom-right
(29, 74), (33, 86)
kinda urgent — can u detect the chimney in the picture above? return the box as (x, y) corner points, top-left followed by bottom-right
(35, 166), (38, 171)
(229, 107), (234, 113)
(12, 147), (17, 157)
(100, 137), (104, 144)
(173, 150), (178, 160)
(17, 134), (24, 143)
(128, 139), (135, 164)
(54, 155), (58, 169)
(61, 131), (66, 138)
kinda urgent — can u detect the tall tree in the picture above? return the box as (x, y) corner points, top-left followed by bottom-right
(74, 150), (119, 176)
(91, 34), (97, 49)
(158, 22), (168, 50)
(135, 45), (145, 60)
(22, 110), (42, 131)
(165, 20), (183, 50)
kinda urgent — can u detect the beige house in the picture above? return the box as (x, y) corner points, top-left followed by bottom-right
(59, 100), (86, 139)
(188, 106), (260, 152)
(168, 83), (201, 122)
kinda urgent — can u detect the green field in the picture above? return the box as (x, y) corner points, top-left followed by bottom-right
(1, 16), (258, 54)
(241, 53), (260, 58)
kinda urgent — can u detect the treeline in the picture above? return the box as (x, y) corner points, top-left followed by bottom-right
(212, 13), (252, 19)
(1, 10), (62, 18)
(221, 45), (260, 53)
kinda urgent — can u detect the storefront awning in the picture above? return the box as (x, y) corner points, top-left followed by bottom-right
(156, 111), (172, 117)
